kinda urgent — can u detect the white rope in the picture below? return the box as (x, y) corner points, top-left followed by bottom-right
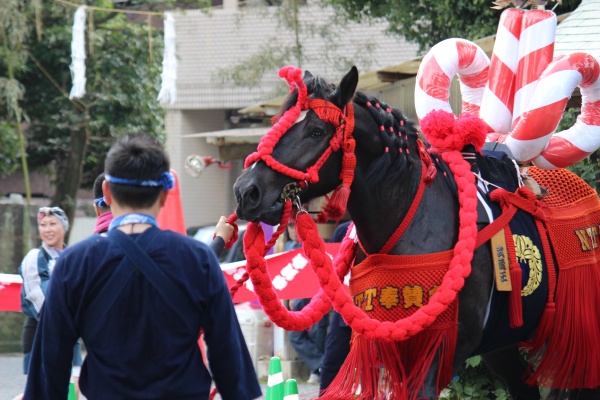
(69, 6), (87, 99)
(157, 12), (177, 105)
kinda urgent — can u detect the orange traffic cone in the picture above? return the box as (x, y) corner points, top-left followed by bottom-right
(157, 169), (186, 235)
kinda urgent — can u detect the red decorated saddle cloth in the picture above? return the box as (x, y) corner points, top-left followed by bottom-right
(522, 167), (600, 389)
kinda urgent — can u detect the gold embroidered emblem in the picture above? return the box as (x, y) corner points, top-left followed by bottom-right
(512, 234), (543, 296)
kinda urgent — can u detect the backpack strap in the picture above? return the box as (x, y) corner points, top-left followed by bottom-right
(85, 228), (199, 339)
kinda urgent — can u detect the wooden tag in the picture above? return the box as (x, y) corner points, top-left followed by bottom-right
(491, 229), (512, 291)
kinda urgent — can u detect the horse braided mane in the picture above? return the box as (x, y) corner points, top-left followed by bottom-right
(353, 92), (421, 201)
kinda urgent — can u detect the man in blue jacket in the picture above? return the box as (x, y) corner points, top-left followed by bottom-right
(24, 134), (261, 400)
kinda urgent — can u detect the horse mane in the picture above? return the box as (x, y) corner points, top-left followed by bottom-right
(352, 92), (419, 190)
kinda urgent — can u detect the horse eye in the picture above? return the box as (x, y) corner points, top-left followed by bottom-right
(311, 128), (324, 138)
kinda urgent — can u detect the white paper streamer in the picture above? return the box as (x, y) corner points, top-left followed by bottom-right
(69, 6), (87, 99)
(157, 12), (177, 105)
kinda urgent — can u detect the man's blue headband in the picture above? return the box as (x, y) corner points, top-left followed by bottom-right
(105, 171), (175, 190)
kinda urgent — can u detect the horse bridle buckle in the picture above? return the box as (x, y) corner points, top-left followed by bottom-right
(294, 196), (308, 215)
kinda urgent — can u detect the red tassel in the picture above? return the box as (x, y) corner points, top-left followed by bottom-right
(318, 184), (350, 223)
(509, 265), (523, 328)
(504, 226), (523, 328)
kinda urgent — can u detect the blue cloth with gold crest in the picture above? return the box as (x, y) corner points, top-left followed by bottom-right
(472, 149), (551, 355)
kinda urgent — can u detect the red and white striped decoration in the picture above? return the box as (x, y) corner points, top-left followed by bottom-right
(480, 8), (524, 135)
(416, 7), (600, 170)
(507, 53), (600, 168)
(415, 38), (489, 122)
(512, 10), (557, 128)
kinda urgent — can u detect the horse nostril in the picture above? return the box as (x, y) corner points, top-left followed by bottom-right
(240, 183), (262, 211)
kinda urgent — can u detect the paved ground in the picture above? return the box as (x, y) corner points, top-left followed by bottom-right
(0, 353), (320, 400)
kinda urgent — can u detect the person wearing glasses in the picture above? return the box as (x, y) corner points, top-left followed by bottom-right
(23, 134), (261, 400)
(18, 206), (82, 399)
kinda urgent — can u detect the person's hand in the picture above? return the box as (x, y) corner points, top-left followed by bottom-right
(214, 216), (234, 243)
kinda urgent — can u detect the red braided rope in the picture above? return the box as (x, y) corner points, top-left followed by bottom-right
(228, 202), (293, 300)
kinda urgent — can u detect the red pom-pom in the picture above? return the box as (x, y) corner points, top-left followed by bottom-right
(420, 110), (455, 149)
(453, 113), (487, 152)
(421, 110), (487, 152)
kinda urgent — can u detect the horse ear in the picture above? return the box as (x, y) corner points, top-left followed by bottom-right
(332, 66), (358, 107)
(303, 70), (313, 81)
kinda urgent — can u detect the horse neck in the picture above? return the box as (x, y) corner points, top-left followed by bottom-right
(347, 155), (460, 257)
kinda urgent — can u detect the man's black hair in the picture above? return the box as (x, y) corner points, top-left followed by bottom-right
(105, 134), (170, 209)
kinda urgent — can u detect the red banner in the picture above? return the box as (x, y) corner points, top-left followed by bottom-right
(0, 274), (22, 312)
(222, 243), (343, 303)
(0, 244), (345, 311)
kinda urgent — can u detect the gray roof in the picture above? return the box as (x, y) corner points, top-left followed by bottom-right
(172, 3), (419, 110)
(555, 0), (600, 57)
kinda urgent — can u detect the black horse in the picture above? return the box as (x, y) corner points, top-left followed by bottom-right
(233, 67), (600, 400)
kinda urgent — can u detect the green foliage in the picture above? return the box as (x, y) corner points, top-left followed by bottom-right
(321, 0), (580, 53)
(17, 1), (165, 187)
(0, 120), (19, 175)
(562, 108), (600, 192)
(441, 356), (510, 400)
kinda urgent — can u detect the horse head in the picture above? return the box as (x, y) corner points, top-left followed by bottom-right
(234, 66), (422, 231)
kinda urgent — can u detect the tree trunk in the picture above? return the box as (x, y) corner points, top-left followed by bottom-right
(51, 115), (90, 243)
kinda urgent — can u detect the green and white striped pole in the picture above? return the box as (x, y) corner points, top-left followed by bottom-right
(284, 378), (299, 400)
(266, 356), (285, 400)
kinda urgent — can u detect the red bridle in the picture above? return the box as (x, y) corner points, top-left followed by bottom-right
(243, 67), (356, 223)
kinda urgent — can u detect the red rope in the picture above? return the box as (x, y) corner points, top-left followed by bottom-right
(228, 202), (293, 300)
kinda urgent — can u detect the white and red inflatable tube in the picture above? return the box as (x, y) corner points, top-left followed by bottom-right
(480, 8), (524, 135)
(415, 38), (490, 121)
(506, 52), (600, 168)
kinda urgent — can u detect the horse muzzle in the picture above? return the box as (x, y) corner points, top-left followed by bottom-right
(234, 177), (285, 225)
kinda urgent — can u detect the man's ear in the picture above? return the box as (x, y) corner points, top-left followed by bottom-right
(93, 203), (101, 217)
(102, 181), (112, 206)
(159, 190), (168, 208)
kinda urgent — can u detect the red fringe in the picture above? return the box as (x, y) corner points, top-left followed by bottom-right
(321, 325), (457, 400)
(525, 265), (600, 389)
